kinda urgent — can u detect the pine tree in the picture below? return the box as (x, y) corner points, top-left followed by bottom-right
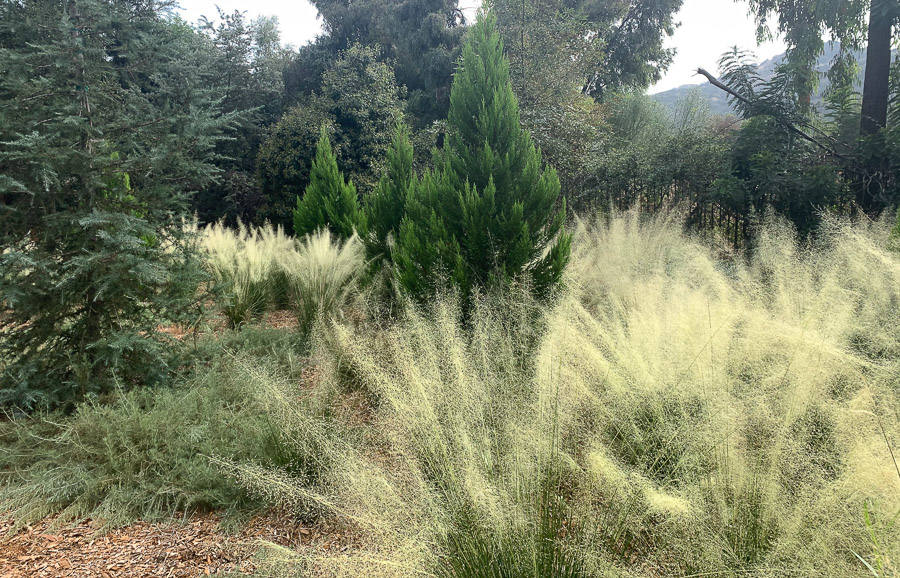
(293, 127), (365, 239)
(0, 0), (232, 410)
(258, 44), (405, 232)
(365, 124), (416, 262)
(394, 11), (570, 304)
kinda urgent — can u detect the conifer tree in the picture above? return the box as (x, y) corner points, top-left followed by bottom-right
(0, 0), (231, 409)
(258, 45), (404, 232)
(293, 127), (364, 239)
(394, 11), (570, 303)
(365, 124), (417, 262)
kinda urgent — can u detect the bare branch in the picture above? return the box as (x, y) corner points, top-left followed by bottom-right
(695, 67), (855, 164)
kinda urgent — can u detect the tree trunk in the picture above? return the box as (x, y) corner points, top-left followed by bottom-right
(856, 0), (895, 212)
(860, 0), (893, 137)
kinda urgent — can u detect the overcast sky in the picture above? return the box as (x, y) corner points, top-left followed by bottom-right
(174, 0), (786, 94)
(651, 0), (786, 93)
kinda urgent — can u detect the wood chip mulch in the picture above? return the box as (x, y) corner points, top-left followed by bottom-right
(263, 310), (298, 331)
(0, 513), (309, 578)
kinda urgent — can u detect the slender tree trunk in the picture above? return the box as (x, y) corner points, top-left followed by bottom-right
(860, 0), (893, 137)
(857, 0), (895, 212)
(733, 214), (739, 248)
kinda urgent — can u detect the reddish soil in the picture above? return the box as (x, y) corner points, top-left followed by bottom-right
(158, 309), (299, 340)
(0, 513), (309, 577)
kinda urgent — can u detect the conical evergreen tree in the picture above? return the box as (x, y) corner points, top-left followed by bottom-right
(365, 123), (417, 262)
(293, 127), (365, 239)
(394, 11), (570, 303)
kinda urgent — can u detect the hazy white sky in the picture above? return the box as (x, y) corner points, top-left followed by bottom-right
(651, 0), (786, 93)
(175, 0), (786, 94)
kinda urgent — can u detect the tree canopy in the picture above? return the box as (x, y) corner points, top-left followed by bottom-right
(0, 0), (232, 408)
(286, 0), (465, 127)
(256, 44), (405, 232)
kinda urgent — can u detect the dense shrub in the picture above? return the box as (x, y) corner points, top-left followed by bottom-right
(0, 2), (227, 410)
(0, 347), (331, 530)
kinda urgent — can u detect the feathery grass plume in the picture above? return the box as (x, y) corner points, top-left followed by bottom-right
(248, 209), (899, 577)
(200, 220), (293, 329)
(258, 222), (296, 309)
(561, 210), (900, 575)
(239, 290), (599, 577)
(280, 229), (366, 344)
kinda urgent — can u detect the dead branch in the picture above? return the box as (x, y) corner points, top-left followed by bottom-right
(695, 67), (854, 164)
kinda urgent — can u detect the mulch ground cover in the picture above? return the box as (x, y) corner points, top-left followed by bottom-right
(0, 513), (309, 577)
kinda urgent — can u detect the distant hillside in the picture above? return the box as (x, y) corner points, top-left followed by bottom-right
(651, 43), (873, 117)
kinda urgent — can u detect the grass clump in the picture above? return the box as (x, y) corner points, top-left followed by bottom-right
(198, 221), (366, 341)
(245, 210), (900, 577)
(236, 292), (611, 576)
(280, 229), (366, 343)
(0, 346), (331, 532)
(200, 220), (294, 329)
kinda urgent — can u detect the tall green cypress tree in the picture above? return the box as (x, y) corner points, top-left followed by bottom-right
(293, 127), (365, 239)
(394, 11), (570, 303)
(365, 123), (417, 262)
(0, 0), (232, 410)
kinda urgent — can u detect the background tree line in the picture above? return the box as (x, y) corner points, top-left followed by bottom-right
(195, 0), (900, 247)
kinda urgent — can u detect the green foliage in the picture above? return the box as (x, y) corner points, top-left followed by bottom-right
(711, 48), (852, 236)
(192, 9), (293, 225)
(257, 45), (405, 231)
(594, 46), (865, 244)
(293, 128), (365, 240)
(365, 124), (417, 263)
(493, 0), (684, 101)
(395, 13), (571, 304)
(0, 1), (231, 410)
(291, 0), (465, 127)
(491, 0), (607, 205)
(568, 0), (685, 99)
(255, 104), (333, 230)
(743, 0), (869, 105)
(317, 44), (408, 191)
(592, 90), (735, 235)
